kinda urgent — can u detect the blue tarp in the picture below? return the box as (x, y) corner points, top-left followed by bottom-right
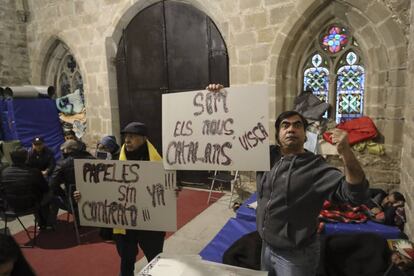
(236, 192), (257, 222)
(0, 98), (64, 160)
(324, 220), (401, 239)
(199, 218), (256, 263)
(236, 192), (401, 239)
(200, 192), (402, 264)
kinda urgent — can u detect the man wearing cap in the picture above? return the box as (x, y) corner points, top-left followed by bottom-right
(48, 140), (94, 227)
(114, 122), (165, 276)
(27, 137), (55, 178)
(73, 122), (165, 275)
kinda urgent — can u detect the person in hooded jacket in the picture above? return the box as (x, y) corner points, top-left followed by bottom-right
(96, 135), (121, 160)
(258, 110), (369, 276)
(95, 135), (121, 241)
(206, 84), (369, 276)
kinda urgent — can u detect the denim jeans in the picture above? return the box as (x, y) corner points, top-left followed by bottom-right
(261, 238), (320, 276)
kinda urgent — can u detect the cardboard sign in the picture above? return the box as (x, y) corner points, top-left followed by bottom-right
(162, 85), (270, 171)
(74, 159), (177, 231)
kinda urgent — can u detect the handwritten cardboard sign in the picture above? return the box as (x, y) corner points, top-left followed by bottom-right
(74, 159), (177, 231)
(162, 85), (270, 171)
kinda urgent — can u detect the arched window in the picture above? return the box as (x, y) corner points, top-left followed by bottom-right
(57, 54), (83, 97)
(42, 41), (84, 97)
(336, 51), (364, 122)
(302, 24), (365, 123)
(303, 53), (329, 118)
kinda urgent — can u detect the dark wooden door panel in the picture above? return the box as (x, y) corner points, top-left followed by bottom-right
(165, 1), (209, 91)
(209, 21), (229, 85)
(125, 1), (167, 91)
(115, 37), (134, 126)
(128, 89), (163, 152)
(116, 1), (229, 181)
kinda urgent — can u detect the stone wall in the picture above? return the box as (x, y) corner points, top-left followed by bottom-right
(326, 152), (401, 192)
(0, 0), (30, 85)
(19, 0), (412, 201)
(400, 0), (414, 239)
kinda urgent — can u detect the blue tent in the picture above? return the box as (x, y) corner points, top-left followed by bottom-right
(0, 98), (64, 160)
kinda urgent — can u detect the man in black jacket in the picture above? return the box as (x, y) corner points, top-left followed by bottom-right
(48, 140), (94, 226)
(0, 147), (49, 228)
(73, 123), (166, 276)
(27, 136), (55, 178)
(114, 122), (165, 276)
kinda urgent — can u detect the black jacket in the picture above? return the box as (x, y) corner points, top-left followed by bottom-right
(0, 165), (48, 212)
(49, 150), (94, 195)
(27, 146), (56, 176)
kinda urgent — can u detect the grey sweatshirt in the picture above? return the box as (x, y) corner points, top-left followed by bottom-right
(256, 146), (369, 250)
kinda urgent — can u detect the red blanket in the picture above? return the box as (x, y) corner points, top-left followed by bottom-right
(323, 116), (377, 145)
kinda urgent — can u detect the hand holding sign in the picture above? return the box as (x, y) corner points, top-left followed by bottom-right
(74, 159), (177, 232)
(205, 83), (224, 91)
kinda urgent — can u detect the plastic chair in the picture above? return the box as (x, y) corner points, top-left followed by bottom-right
(207, 171), (240, 207)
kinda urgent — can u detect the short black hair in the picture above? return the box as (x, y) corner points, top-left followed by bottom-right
(10, 147), (28, 165)
(275, 111), (309, 143)
(0, 234), (35, 275)
(391, 191), (405, 202)
(0, 234), (20, 264)
(64, 130), (76, 137)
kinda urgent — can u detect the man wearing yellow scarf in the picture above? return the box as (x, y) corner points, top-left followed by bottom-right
(114, 122), (164, 276)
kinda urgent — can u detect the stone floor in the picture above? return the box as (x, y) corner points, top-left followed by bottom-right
(135, 190), (236, 273)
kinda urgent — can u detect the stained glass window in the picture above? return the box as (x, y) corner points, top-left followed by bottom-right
(303, 53), (329, 104)
(321, 26), (348, 54)
(57, 54), (83, 96)
(336, 51), (364, 123)
(302, 24), (364, 123)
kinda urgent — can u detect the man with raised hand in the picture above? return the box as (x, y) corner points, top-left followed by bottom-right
(206, 84), (369, 276)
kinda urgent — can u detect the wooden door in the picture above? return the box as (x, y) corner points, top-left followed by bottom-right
(116, 0), (229, 183)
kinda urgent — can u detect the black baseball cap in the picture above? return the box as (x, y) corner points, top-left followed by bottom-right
(32, 137), (44, 145)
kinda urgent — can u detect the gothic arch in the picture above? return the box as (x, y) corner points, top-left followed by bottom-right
(34, 36), (83, 88)
(271, 0), (407, 147)
(39, 39), (84, 97)
(104, 0), (229, 136)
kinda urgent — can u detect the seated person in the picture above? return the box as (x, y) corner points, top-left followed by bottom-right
(368, 189), (406, 230)
(96, 135), (120, 160)
(48, 140), (94, 226)
(0, 147), (49, 229)
(95, 135), (120, 241)
(63, 129), (87, 152)
(27, 136), (56, 178)
(0, 234), (36, 276)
